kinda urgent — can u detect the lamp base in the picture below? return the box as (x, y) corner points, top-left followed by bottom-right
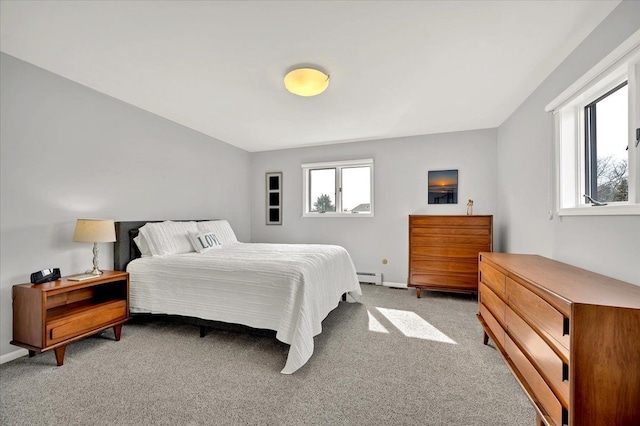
(86, 242), (104, 275)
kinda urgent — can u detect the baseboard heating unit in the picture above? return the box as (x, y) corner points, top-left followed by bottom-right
(357, 272), (382, 285)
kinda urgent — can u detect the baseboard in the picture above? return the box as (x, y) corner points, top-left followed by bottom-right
(0, 348), (28, 365)
(382, 281), (407, 289)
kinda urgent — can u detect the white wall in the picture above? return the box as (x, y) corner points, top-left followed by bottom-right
(0, 54), (252, 357)
(250, 129), (498, 285)
(5, 0), (637, 363)
(497, 0), (640, 285)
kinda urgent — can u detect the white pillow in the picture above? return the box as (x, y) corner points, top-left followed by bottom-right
(188, 231), (222, 253)
(196, 220), (238, 245)
(133, 235), (152, 257)
(138, 221), (198, 256)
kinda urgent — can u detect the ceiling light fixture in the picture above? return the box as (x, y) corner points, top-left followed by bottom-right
(284, 67), (330, 97)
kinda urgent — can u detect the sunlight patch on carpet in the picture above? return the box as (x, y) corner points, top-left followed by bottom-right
(375, 307), (457, 344)
(367, 310), (389, 333)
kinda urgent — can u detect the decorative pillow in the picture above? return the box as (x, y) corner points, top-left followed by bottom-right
(138, 221), (198, 256)
(196, 220), (238, 245)
(188, 231), (222, 253)
(133, 235), (152, 257)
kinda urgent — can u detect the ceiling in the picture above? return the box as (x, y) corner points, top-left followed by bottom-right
(0, 1), (620, 152)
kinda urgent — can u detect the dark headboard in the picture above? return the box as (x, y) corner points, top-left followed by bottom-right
(113, 220), (213, 271)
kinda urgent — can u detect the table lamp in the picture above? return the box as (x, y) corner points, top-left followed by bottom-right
(72, 219), (116, 275)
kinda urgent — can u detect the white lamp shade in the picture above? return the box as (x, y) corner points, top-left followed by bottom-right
(284, 68), (330, 97)
(73, 219), (116, 243)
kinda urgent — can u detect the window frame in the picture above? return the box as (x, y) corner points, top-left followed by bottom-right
(301, 158), (375, 218)
(546, 30), (640, 216)
(583, 80), (628, 202)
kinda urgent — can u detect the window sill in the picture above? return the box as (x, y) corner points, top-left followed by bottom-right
(302, 213), (375, 218)
(558, 204), (640, 216)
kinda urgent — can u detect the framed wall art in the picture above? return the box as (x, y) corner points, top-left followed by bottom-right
(266, 172), (282, 225)
(428, 169), (458, 204)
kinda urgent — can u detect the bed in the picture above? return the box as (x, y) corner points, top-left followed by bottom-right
(113, 220), (362, 374)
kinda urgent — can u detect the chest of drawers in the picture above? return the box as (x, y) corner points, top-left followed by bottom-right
(408, 215), (492, 297)
(477, 253), (640, 425)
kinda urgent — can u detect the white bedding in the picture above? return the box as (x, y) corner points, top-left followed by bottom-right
(127, 242), (362, 374)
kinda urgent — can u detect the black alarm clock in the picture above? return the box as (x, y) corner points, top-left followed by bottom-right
(30, 268), (61, 284)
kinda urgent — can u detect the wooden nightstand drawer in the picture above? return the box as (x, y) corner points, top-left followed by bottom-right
(46, 299), (127, 345)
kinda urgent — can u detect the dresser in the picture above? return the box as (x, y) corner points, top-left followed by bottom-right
(408, 215), (492, 297)
(478, 253), (640, 426)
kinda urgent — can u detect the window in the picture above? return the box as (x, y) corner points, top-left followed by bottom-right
(547, 31), (640, 216)
(302, 159), (374, 217)
(584, 82), (628, 203)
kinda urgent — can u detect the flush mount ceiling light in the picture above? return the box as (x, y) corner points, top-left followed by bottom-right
(284, 67), (330, 97)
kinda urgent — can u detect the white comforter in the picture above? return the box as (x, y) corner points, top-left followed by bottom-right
(127, 243), (362, 374)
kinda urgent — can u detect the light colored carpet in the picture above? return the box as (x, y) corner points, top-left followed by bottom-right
(0, 285), (534, 425)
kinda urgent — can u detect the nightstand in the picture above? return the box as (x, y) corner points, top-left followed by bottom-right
(11, 270), (129, 366)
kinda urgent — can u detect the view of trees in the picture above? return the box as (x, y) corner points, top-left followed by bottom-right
(313, 194), (335, 212)
(597, 156), (628, 202)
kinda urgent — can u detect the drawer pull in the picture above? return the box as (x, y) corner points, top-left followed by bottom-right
(562, 362), (569, 382)
(562, 407), (569, 426)
(563, 317), (570, 336)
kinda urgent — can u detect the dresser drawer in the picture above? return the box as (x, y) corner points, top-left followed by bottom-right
(411, 227), (490, 237)
(411, 245), (491, 259)
(480, 261), (506, 300)
(410, 273), (477, 289)
(507, 277), (570, 356)
(480, 303), (504, 348)
(410, 259), (478, 274)
(506, 306), (569, 407)
(480, 282), (505, 324)
(411, 235), (491, 246)
(410, 216), (492, 228)
(46, 300), (127, 345)
(505, 334), (564, 426)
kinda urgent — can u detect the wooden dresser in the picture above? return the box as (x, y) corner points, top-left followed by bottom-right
(408, 215), (492, 297)
(477, 253), (640, 426)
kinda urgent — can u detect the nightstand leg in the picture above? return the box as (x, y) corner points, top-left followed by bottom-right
(54, 346), (66, 366)
(483, 331), (489, 345)
(416, 288), (421, 298)
(113, 324), (122, 341)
